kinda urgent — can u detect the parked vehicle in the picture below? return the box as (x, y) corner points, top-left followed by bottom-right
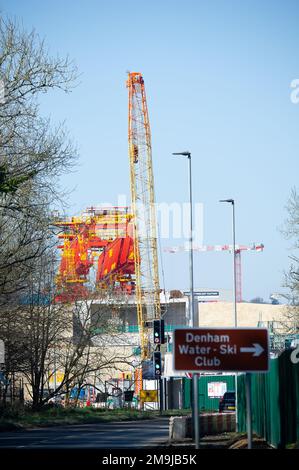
(219, 391), (235, 412)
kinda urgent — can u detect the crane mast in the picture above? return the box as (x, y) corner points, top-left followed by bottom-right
(127, 72), (161, 360)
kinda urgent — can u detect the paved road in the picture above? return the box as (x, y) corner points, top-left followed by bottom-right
(0, 418), (170, 448)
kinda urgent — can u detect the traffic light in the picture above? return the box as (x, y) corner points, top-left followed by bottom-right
(153, 319), (165, 344)
(153, 351), (162, 377)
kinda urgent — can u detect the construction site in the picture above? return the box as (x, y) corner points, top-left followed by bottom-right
(49, 72), (294, 413)
(2, 2), (299, 454)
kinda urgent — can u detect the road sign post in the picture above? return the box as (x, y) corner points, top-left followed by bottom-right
(174, 327), (269, 449)
(159, 378), (163, 414)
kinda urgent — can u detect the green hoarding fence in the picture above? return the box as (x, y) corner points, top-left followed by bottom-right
(92, 324), (187, 335)
(237, 350), (299, 448)
(183, 375), (235, 412)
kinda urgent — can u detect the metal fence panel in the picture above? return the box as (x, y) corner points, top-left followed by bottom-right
(237, 350), (299, 448)
(183, 375), (235, 411)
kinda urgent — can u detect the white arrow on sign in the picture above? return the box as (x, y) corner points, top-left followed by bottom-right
(240, 343), (264, 357)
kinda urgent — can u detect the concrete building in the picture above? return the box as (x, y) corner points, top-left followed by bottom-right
(15, 294), (295, 406)
(89, 292), (290, 330)
(197, 301), (289, 329)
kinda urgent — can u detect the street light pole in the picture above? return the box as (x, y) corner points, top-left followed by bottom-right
(173, 151), (200, 449)
(219, 198), (238, 431)
(173, 152), (195, 327)
(219, 199), (237, 322)
(187, 153), (195, 329)
(232, 200), (237, 327)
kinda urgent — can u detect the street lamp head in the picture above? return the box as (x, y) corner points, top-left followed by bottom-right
(172, 151), (191, 158)
(219, 199), (234, 204)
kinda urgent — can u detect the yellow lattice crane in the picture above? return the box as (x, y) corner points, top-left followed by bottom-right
(127, 72), (161, 360)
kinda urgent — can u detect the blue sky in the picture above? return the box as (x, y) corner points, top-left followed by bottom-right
(1, 0), (298, 301)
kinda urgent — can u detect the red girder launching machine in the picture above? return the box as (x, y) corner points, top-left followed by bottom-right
(54, 207), (135, 302)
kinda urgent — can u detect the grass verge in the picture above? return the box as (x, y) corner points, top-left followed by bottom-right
(0, 406), (191, 431)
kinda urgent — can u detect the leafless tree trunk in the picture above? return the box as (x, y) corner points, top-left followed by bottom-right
(0, 16), (78, 301)
(282, 188), (299, 330)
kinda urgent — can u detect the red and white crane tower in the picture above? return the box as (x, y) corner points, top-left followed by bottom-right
(164, 243), (264, 302)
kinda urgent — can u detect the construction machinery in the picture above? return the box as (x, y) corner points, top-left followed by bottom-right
(127, 72), (161, 360)
(54, 207), (135, 302)
(55, 72), (162, 363)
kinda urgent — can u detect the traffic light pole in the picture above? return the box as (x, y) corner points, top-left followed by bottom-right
(159, 376), (163, 414)
(153, 319), (164, 413)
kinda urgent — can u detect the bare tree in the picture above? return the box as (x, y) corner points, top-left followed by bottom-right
(0, 16), (78, 300)
(282, 188), (299, 331)
(0, 17), (136, 410)
(51, 295), (136, 409)
(0, 254), (136, 410)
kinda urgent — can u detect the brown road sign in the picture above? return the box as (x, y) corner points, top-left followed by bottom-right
(173, 328), (269, 372)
